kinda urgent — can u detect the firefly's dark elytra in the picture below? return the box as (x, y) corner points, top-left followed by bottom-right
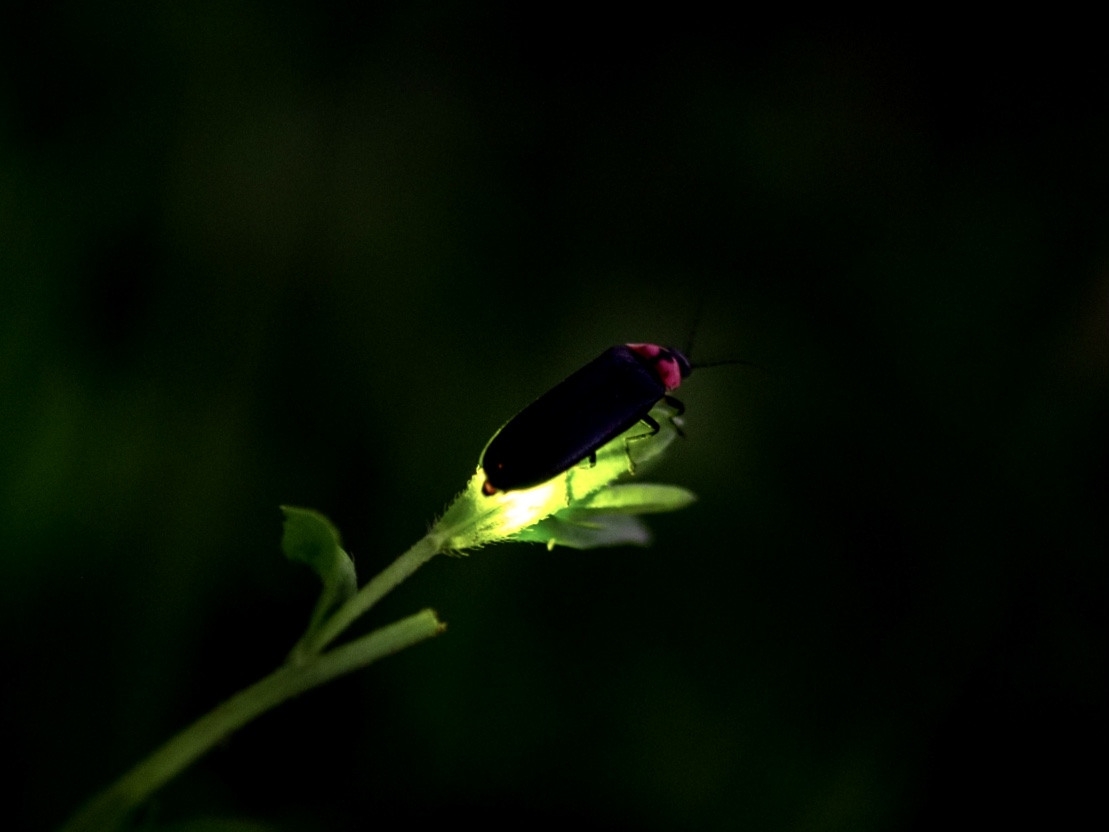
(480, 343), (691, 495)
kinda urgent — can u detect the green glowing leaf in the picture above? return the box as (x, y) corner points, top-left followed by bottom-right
(280, 506), (357, 634)
(515, 513), (653, 549)
(574, 483), (697, 514)
(514, 484), (696, 549)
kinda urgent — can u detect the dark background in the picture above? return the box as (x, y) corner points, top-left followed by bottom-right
(3, 6), (1107, 831)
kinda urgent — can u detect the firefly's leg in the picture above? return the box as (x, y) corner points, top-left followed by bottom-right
(569, 451), (600, 503)
(662, 395), (686, 438)
(574, 451), (598, 475)
(623, 413), (662, 474)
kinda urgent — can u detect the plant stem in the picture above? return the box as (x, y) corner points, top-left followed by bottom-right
(60, 609), (444, 832)
(292, 531), (444, 659)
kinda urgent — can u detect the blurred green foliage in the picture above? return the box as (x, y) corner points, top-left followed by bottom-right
(2, 5), (1106, 831)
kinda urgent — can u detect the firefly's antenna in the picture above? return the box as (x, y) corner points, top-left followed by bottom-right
(682, 295), (768, 374)
(682, 295), (707, 360)
(690, 357), (764, 372)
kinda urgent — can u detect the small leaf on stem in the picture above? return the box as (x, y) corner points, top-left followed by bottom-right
(280, 506), (358, 636)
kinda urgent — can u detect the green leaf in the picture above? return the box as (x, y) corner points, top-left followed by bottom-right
(280, 506), (358, 636)
(515, 513), (653, 549)
(512, 483), (695, 549)
(574, 483), (697, 514)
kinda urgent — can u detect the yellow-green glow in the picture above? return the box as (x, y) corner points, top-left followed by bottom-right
(492, 474), (563, 534)
(431, 469), (566, 550)
(431, 404), (683, 552)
